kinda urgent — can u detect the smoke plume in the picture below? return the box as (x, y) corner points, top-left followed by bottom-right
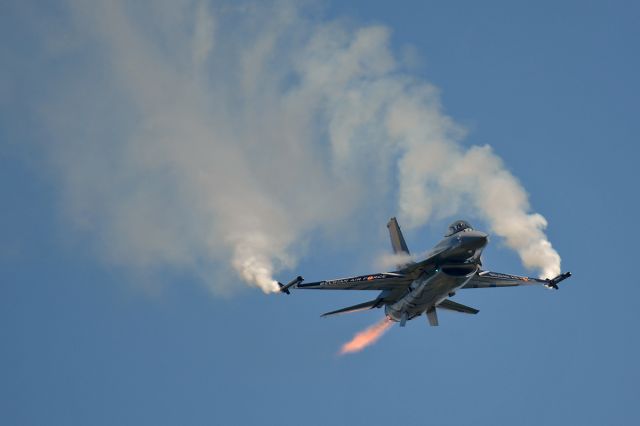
(39, 0), (561, 294)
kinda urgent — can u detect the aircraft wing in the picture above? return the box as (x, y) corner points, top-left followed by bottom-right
(296, 272), (413, 291)
(463, 270), (571, 290)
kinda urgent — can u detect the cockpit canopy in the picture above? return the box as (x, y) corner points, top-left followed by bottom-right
(445, 220), (473, 237)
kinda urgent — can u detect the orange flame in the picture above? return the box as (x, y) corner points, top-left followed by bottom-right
(339, 317), (393, 355)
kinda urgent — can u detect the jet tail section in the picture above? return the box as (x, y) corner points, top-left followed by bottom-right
(387, 217), (413, 270)
(321, 299), (380, 317)
(387, 217), (409, 255)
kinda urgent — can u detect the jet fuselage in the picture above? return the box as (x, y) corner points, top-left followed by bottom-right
(384, 229), (488, 323)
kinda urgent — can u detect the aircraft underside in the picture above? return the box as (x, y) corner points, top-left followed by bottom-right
(278, 217), (571, 327)
(384, 265), (478, 326)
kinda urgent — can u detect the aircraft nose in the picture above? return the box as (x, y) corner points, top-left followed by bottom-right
(462, 232), (488, 249)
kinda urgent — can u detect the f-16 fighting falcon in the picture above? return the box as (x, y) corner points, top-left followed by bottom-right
(279, 218), (571, 326)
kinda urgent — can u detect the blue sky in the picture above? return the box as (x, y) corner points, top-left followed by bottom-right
(2, 1), (639, 425)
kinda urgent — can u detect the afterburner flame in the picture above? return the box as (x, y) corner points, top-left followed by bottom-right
(339, 317), (393, 355)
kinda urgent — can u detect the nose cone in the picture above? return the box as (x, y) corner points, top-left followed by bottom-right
(461, 231), (488, 250)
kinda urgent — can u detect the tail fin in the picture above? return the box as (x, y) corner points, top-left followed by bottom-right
(387, 217), (410, 255)
(387, 217), (412, 270)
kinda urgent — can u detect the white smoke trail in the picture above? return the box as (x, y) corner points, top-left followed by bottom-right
(37, 0), (560, 294)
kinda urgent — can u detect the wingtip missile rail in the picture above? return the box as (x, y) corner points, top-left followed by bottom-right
(545, 271), (572, 290)
(278, 276), (304, 294)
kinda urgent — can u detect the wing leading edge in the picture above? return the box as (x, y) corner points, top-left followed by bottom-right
(296, 272), (412, 291)
(463, 270), (572, 289)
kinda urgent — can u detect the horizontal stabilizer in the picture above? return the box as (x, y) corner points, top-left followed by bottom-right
(438, 299), (479, 314)
(321, 299), (379, 317)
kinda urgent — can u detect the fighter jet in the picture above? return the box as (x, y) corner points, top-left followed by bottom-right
(278, 218), (571, 326)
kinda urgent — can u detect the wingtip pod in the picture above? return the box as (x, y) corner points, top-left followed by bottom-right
(278, 276), (304, 294)
(545, 271), (572, 290)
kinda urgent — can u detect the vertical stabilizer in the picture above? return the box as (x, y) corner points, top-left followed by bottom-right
(387, 217), (410, 255)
